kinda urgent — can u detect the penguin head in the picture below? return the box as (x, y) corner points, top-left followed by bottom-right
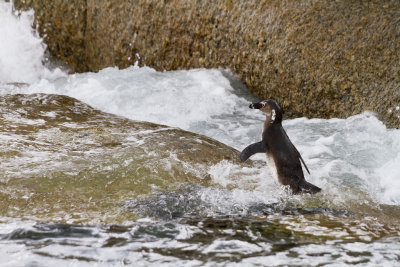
(249, 99), (283, 124)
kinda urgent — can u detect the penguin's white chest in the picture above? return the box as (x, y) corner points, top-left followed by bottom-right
(265, 153), (279, 181)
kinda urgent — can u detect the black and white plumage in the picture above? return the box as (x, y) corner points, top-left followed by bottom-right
(240, 99), (321, 194)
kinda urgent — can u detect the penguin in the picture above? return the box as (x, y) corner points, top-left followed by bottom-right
(240, 99), (321, 194)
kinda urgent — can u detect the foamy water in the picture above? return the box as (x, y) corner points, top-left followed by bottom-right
(0, 1), (65, 83)
(5, 65), (399, 207)
(1, 0), (399, 207)
(1, 1), (400, 265)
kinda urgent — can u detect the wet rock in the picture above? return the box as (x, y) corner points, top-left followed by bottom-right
(0, 93), (242, 223)
(12, 0), (400, 127)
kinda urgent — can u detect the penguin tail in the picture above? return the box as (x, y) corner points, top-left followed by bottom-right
(299, 180), (321, 194)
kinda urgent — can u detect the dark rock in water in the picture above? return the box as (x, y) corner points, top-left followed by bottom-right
(13, 0), (400, 128)
(0, 93), (242, 223)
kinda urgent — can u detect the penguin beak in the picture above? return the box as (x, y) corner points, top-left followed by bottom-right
(249, 102), (266, 109)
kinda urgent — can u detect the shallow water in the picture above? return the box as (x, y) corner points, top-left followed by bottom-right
(1, 1), (400, 266)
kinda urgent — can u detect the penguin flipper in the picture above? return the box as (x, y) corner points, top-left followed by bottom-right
(240, 141), (268, 162)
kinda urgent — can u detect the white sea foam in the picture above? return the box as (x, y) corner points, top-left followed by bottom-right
(18, 66), (263, 149)
(3, 66), (400, 208)
(376, 153), (400, 205)
(0, 1), (65, 84)
(1, 3), (400, 266)
(0, 0), (399, 208)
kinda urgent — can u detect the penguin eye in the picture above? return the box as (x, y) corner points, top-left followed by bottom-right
(271, 109), (276, 122)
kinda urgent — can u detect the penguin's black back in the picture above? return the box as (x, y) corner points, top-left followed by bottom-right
(264, 123), (320, 194)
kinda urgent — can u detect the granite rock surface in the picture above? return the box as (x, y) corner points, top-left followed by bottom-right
(13, 0), (400, 127)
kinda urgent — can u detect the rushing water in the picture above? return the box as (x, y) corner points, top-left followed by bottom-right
(1, 1), (400, 266)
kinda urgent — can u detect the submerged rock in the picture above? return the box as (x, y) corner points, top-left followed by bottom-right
(0, 94), (242, 223)
(13, 0), (400, 127)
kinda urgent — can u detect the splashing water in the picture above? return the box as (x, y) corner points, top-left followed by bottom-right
(0, 1), (65, 83)
(0, 1), (400, 265)
(5, 66), (399, 207)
